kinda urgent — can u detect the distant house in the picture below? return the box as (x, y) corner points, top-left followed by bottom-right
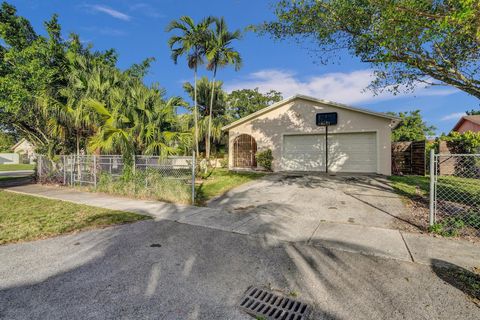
(11, 138), (36, 163)
(452, 115), (480, 133)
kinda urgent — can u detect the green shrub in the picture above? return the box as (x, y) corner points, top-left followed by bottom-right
(95, 169), (191, 204)
(256, 149), (273, 171)
(435, 131), (480, 178)
(219, 156), (228, 168)
(428, 210), (480, 237)
(441, 131), (480, 154)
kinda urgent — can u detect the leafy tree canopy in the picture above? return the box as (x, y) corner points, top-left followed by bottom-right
(0, 2), (188, 158)
(183, 76), (226, 117)
(0, 131), (15, 152)
(389, 110), (436, 142)
(226, 88), (283, 119)
(261, 0), (480, 99)
(466, 109), (480, 115)
(440, 131), (480, 153)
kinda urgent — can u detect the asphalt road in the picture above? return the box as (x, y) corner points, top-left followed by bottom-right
(0, 170), (33, 177)
(0, 220), (478, 320)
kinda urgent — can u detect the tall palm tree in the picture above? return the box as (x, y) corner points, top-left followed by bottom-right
(183, 76), (227, 152)
(166, 16), (214, 156)
(205, 17), (242, 159)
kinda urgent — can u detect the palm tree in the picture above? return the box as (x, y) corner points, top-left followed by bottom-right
(87, 67), (191, 159)
(166, 16), (214, 156)
(60, 55), (98, 156)
(205, 17), (242, 159)
(183, 76), (227, 153)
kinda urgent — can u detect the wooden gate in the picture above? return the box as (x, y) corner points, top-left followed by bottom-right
(392, 141), (426, 175)
(233, 134), (257, 168)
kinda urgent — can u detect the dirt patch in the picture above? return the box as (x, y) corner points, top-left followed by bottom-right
(391, 196), (430, 233)
(393, 195), (479, 243)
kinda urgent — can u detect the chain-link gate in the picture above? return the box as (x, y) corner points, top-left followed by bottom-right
(37, 153), (196, 204)
(430, 150), (480, 237)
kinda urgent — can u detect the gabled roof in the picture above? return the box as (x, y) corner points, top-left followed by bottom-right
(222, 94), (401, 130)
(11, 138), (27, 151)
(11, 138), (33, 151)
(452, 115), (480, 131)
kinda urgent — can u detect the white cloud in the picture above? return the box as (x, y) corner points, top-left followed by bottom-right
(88, 5), (131, 21)
(130, 3), (165, 18)
(82, 27), (127, 37)
(224, 69), (458, 105)
(440, 112), (465, 121)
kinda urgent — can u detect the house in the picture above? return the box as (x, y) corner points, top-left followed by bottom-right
(11, 138), (36, 163)
(222, 95), (400, 175)
(451, 115), (480, 133)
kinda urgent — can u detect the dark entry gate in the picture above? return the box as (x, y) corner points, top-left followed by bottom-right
(233, 134), (257, 168)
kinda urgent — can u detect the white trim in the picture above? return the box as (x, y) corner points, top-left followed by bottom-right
(222, 94), (401, 130)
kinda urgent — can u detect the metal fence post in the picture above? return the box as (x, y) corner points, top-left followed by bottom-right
(429, 149), (435, 226)
(132, 154), (136, 175)
(70, 155), (74, 186)
(63, 155), (66, 185)
(93, 155), (97, 189)
(38, 155), (42, 183)
(191, 151), (196, 205)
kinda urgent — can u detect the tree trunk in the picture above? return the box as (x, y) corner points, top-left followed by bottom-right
(193, 68), (200, 155)
(206, 68), (217, 160)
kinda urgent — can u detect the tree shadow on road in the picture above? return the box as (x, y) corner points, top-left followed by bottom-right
(431, 259), (480, 306)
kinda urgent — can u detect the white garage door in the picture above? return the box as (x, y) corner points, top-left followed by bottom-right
(282, 132), (377, 173)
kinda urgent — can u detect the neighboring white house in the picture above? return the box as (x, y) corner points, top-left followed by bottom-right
(222, 95), (400, 176)
(0, 153), (19, 164)
(11, 138), (36, 163)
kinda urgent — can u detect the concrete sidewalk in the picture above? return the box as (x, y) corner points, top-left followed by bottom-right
(3, 184), (480, 270)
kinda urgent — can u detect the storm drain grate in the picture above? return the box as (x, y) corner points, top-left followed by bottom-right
(238, 287), (311, 320)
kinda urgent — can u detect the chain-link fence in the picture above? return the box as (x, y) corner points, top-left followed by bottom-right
(430, 152), (480, 237)
(37, 154), (196, 204)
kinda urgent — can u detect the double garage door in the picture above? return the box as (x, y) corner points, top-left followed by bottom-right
(282, 132), (377, 173)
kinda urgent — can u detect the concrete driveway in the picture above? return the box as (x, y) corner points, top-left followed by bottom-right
(209, 173), (412, 230)
(1, 220), (479, 320)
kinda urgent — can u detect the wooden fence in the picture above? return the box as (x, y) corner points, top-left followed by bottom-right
(392, 141), (426, 175)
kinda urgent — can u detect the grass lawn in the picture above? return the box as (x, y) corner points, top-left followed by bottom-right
(389, 175), (480, 237)
(0, 190), (150, 245)
(388, 175), (430, 199)
(389, 175), (480, 205)
(195, 168), (265, 205)
(0, 164), (35, 171)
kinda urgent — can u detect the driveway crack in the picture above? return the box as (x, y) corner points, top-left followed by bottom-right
(400, 231), (415, 263)
(307, 220), (323, 245)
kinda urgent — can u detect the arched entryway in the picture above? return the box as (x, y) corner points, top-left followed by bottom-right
(233, 134), (257, 168)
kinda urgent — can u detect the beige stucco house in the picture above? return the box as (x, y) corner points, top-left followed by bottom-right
(222, 95), (400, 175)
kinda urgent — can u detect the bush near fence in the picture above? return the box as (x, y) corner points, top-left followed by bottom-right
(432, 152), (480, 237)
(37, 154), (195, 204)
(96, 170), (191, 204)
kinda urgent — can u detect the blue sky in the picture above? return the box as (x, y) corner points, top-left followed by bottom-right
(11, 0), (479, 135)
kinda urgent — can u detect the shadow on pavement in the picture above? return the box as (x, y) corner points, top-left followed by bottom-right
(1, 220), (479, 319)
(431, 259), (480, 305)
(0, 177), (34, 188)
